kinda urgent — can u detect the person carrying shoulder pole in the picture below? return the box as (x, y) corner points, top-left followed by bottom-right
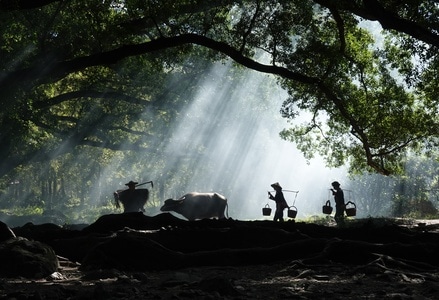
(331, 181), (345, 226)
(268, 182), (289, 222)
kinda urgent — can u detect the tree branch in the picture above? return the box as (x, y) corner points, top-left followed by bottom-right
(314, 0), (439, 48)
(34, 90), (153, 109)
(0, 0), (62, 10)
(1, 33), (320, 90)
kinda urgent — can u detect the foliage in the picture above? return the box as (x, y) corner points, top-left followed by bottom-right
(0, 206), (43, 217)
(0, 1), (439, 219)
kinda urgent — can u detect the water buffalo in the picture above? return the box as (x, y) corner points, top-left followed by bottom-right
(160, 192), (228, 221)
(114, 189), (149, 213)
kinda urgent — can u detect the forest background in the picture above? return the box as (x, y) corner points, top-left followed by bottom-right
(1, 0), (439, 225)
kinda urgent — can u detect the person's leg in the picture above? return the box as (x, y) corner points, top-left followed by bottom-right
(279, 209), (284, 222)
(335, 207), (344, 226)
(273, 209), (281, 221)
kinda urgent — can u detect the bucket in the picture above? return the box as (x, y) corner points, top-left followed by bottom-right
(287, 206), (297, 218)
(322, 200), (333, 214)
(345, 201), (356, 217)
(262, 204), (272, 216)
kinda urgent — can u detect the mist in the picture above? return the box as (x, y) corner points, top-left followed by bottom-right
(141, 61), (347, 220)
(0, 59), (347, 224)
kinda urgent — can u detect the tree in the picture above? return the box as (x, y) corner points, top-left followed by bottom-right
(347, 173), (395, 217)
(1, 0), (438, 182)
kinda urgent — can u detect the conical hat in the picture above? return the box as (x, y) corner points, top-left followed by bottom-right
(271, 182), (282, 189)
(125, 181), (138, 186)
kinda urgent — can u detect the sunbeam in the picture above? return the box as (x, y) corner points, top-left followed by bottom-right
(142, 61), (347, 219)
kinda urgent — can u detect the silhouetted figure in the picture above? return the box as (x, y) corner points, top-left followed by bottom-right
(331, 181), (345, 226)
(268, 182), (288, 222)
(114, 181), (149, 213)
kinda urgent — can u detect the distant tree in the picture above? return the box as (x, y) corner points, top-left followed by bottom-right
(348, 173), (395, 217)
(349, 153), (439, 218)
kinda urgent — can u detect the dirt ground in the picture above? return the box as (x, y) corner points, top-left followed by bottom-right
(1, 255), (438, 300)
(1, 218), (439, 300)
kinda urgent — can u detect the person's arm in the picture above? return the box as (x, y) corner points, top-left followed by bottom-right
(268, 192), (274, 200)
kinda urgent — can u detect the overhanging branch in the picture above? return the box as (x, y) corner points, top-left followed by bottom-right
(314, 0), (439, 48)
(34, 90), (152, 109)
(2, 34), (321, 90)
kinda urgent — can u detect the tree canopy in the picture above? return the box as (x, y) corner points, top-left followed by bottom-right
(1, 0), (438, 183)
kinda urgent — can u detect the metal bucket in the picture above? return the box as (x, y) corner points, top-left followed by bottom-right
(287, 206), (297, 218)
(345, 201), (356, 217)
(322, 200), (333, 214)
(262, 204), (272, 216)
